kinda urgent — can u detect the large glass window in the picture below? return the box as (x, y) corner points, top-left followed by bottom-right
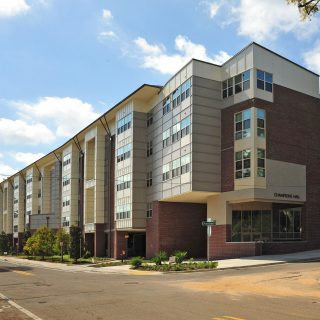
(257, 70), (273, 92)
(116, 174), (131, 191)
(172, 122), (181, 143)
(172, 158), (181, 178)
(257, 108), (266, 138)
(147, 140), (153, 157)
(63, 153), (71, 171)
(232, 210), (272, 242)
(147, 202), (153, 218)
(235, 109), (251, 140)
(223, 70), (250, 99)
(181, 154), (191, 174)
(273, 208), (302, 240)
(235, 149), (251, 179)
(116, 204), (131, 220)
(146, 171), (152, 187)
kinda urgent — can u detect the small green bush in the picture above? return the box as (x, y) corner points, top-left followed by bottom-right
(152, 251), (167, 265)
(174, 250), (187, 264)
(130, 256), (143, 269)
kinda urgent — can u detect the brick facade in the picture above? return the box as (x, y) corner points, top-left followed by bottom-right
(209, 225), (258, 259)
(146, 201), (207, 259)
(220, 84), (320, 255)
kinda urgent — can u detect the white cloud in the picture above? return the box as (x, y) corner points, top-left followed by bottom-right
(0, 162), (17, 182)
(134, 35), (231, 75)
(14, 97), (100, 138)
(208, 1), (221, 18)
(12, 152), (45, 165)
(0, 0), (30, 17)
(303, 42), (320, 75)
(0, 118), (55, 145)
(99, 31), (117, 40)
(225, 0), (319, 41)
(102, 9), (113, 21)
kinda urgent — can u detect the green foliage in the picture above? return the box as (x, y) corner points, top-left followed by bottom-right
(22, 230), (31, 249)
(287, 0), (320, 20)
(152, 251), (167, 265)
(54, 228), (70, 255)
(130, 256), (143, 269)
(23, 227), (55, 259)
(0, 231), (10, 254)
(141, 261), (218, 272)
(69, 226), (82, 262)
(174, 250), (188, 264)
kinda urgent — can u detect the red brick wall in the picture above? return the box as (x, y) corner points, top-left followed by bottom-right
(113, 231), (127, 259)
(221, 84), (320, 251)
(146, 201), (207, 259)
(209, 225), (258, 259)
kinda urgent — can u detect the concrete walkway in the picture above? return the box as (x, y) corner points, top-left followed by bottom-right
(1, 249), (320, 275)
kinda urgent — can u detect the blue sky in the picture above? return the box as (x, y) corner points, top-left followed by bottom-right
(0, 0), (320, 180)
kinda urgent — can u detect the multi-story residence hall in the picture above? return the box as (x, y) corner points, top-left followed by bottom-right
(1, 42), (320, 259)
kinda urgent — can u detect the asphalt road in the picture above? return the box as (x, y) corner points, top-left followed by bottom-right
(0, 260), (320, 320)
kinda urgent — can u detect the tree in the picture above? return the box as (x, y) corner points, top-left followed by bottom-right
(54, 228), (70, 256)
(22, 230), (32, 248)
(23, 227), (55, 259)
(287, 0), (320, 19)
(0, 232), (10, 254)
(69, 226), (82, 262)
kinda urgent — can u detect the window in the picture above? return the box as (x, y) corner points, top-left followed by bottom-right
(223, 71), (250, 99)
(172, 158), (181, 178)
(62, 195), (70, 210)
(26, 174), (32, 184)
(147, 112), (153, 127)
(37, 205), (41, 214)
(38, 190), (41, 198)
(117, 174), (131, 191)
(235, 109), (251, 140)
(62, 216), (70, 227)
(162, 163), (170, 181)
(117, 113), (132, 135)
(172, 122), (181, 143)
(14, 184), (19, 190)
(116, 204), (131, 220)
(272, 207), (302, 240)
(181, 154), (191, 174)
(147, 171), (152, 187)
(163, 96), (171, 115)
(147, 141), (153, 157)
(147, 202), (153, 218)
(181, 79), (191, 101)
(257, 70), (273, 92)
(163, 129), (170, 148)
(232, 210), (272, 242)
(13, 225), (18, 233)
(62, 174), (71, 191)
(172, 87), (181, 109)
(257, 109), (266, 138)
(180, 116), (190, 138)
(63, 153), (71, 171)
(13, 211), (19, 218)
(235, 149), (251, 179)
(117, 144), (131, 163)
(13, 198), (18, 204)
(27, 210), (31, 215)
(257, 149), (266, 177)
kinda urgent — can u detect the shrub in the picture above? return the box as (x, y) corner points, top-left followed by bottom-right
(174, 250), (187, 264)
(23, 227), (55, 259)
(152, 251), (167, 265)
(54, 229), (70, 256)
(0, 231), (10, 254)
(69, 226), (82, 262)
(130, 256), (143, 269)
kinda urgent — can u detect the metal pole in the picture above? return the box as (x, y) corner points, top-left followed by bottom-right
(207, 231), (209, 262)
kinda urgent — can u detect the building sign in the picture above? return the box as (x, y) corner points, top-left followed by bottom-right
(274, 193), (300, 200)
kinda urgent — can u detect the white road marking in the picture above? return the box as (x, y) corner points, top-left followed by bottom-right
(0, 292), (43, 320)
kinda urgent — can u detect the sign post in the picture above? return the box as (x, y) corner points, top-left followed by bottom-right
(202, 218), (216, 262)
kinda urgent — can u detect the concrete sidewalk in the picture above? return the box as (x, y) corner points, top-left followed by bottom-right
(1, 249), (320, 275)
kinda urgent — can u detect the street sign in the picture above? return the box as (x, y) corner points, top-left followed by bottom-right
(202, 219), (216, 262)
(202, 221), (216, 226)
